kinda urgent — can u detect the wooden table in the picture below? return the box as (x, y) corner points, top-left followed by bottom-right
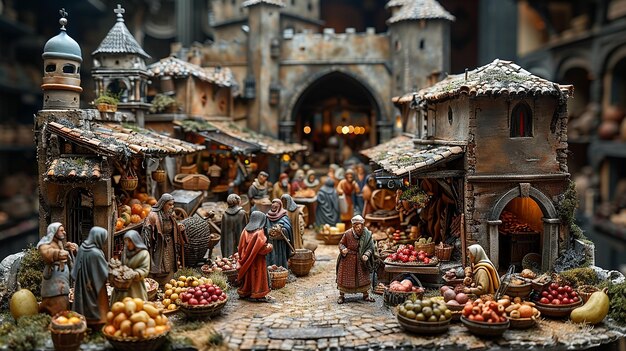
(384, 262), (441, 287)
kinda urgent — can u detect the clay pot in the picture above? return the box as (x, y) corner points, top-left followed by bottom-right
(597, 120), (619, 140)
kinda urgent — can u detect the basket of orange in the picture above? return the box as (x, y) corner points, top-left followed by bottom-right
(49, 311), (87, 351)
(102, 298), (170, 351)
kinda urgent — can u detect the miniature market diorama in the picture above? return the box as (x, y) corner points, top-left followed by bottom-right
(0, 2), (626, 351)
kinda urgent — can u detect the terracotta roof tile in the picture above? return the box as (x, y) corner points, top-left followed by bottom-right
(211, 121), (306, 155)
(241, 0), (285, 8)
(46, 157), (102, 181)
(148, 56), (237, 88)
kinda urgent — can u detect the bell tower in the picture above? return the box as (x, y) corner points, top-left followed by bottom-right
(41, 8), (83, 110)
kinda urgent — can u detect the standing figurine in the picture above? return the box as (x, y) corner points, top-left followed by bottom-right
(361, 175), (377, 217)
(354, 164), (368, 216)
(248, 171), (271, 212)
(315, 178), (340, 227)
(290, 169), (306, 195)
(336, 215), (375, 304)
(271, 173), (291, 200)
(220, 194), (248, 258)
(111, 230), (150, 302)
(237, 211), (273, 301)
(281, 194), (305, 250)
(227, 158), (246, 195)
(463, 244), (500, 295)
(37, 222), (77, 316)
(265, 198), (293, 269)
(71, 226), (109, 328)
(143, 193), (187, 286)
(336, 169), (360, 224)
(303, 170), (320, 192)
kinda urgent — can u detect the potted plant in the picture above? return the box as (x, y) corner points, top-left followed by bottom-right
(94, 91), (119, 113)
(149, 93), (180, 113)
(399, 186), (431, 210)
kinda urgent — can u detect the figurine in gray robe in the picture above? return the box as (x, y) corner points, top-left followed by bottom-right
(220, 194), (248, 258)
(315, 178), (340, 227)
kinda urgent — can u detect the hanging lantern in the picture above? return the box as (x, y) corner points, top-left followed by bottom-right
(270, 38), (280, 58)
(243, 76), (256, 99)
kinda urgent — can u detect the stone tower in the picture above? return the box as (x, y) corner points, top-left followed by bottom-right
(41, 8), (83, 110)
(242, 0), (284, 136)
(386, 0), (454, 97)
(91, 4), (152, 126)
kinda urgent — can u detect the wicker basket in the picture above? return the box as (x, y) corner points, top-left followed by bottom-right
(415, 242), (435, 256)
(383, 289), (424, 307)
(269, 269), (289, 289)
(120, 177), (138, 191)
(289, 249), (315, 277)
(434, 243), (453, 261)
(504, 281), (532, 298)
(180, 164), (198, 174)
(103, 329), (169, 351)
(182, 214), (213, 267)
(223, 269), (239, 287)
(109, 275), (133, 291)
(178, 298), (228, 319)
(323, 232), (343, 245)
(396, 312), (450, 334)
(49, 311), (87, 351)
(151, 170), (167, 183)
(145, 278), (159, 301)
(174, 174), (211, 191)
(577, 285), (599, 303)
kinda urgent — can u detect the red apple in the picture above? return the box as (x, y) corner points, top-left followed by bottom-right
(550, 283), (559, 290)
(219, 295), (226, 300)
(572, 296), (579, 302)
(423, 257), (430, 264)
(551, 299), (561, 305)
(211, 295), (219, 302)
(215, 288), (222, 296)
(540, 297), (550, 304)
(189, 298), (199, 305)
(199, 299), (208, 305)
(562, 298), (570, 304)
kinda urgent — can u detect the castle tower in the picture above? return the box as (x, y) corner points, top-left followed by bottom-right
(386, 0), (454, 96)
(41, 9), (83, 110)
(242, 0), (284, 136)
(91, 4), (152, 126)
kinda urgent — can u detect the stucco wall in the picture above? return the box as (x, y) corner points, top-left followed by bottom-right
(432, 98), (470, 141)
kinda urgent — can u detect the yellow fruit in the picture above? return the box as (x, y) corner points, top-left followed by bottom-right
(106, 311), (115, 323)
(178, 276), (187, 282)
(120, 320), (132, 337)
(192, 281), (199, 287)
(162, 299), (171, 306)
(69, 316), (82, 325)
(113, 312), (128, 329)
(55, 316), (69, 325)
(177, 281), (185, 287)
(155, 325), (168, 334)
(123, 297), (133, 303)
(133, 298), (144, 311)
(170, 293), (179, 301)
(147, 318), (156, 328)
(130, 312), (149, 324)
(104, 325), (116, 335)
(167, 304), (177, 310)
(164, 283), (173, 290)
(169, 279), (177, 286)
(570, 290), (610, 324)
(9, 289), (38, 320)
(132, 321), (146, 339)
(143, 304), (159, 318)
(174, 287), (183, 294)
(111, 302), (126, 315)
(124, 300), (137, 316)
(145, 327), (157, 337)
(164, 289), (173, 297)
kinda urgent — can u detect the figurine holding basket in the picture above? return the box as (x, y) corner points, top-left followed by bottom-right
(265, 199), (294, 269)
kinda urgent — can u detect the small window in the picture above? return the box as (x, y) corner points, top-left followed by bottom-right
(510, 102), (533, 137)
(291, 0), (295, 5)
(448, 106), (453, 125)
(46, 64), (56, 72)
(419, 39), (425, 50)
(77, 66), (80, 74)
(63, 64), (76, 73)
(308, 2), (313, 11)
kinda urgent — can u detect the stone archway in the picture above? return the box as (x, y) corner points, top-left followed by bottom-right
(486, 184), (559, 272)
(280, 68), (388, 152)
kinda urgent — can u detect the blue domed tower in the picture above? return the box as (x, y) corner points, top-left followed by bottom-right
(41, 9), (83, 110)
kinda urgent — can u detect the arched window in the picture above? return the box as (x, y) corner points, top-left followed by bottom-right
(45, 64), (56, 72)
(510, 102), (533, 137)
(63, 64), (76, 74)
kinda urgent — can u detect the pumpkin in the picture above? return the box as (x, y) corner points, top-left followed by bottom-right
(570, 290), (609, 324)
(10, 288), (39, 320)
(130, 214), (142, 224)
(131, 203), (143, 215)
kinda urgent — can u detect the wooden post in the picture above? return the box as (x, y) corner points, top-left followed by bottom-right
(461, 213), (466, 267)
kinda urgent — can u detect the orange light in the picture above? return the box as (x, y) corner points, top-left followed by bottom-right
(303, 126), (311, 134)
(342, 126), (349, 134)
(348, 125), (355, 134)
(336, 126), (343, 134)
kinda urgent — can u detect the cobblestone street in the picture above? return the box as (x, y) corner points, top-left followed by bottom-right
(176, 230), (626, 351)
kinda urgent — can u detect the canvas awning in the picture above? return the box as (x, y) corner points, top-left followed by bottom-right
(47, 121), (205, 158)
(361, 135), (464, 177)
(46, 157), (103, 182)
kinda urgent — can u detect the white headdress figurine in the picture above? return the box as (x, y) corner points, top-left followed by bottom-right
(351, 215), (365, 224)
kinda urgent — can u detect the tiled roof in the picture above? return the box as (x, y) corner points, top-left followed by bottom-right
(414, 59), (574, 103)
(47, 121), (204, 158)
(92, 10), (150, 59)
(387, 0), (455, 24)
(211, 121), (307, 155)
(148, 57), (237, 88)
(46, 157), (102, 181)
(242, 0), (285, 8)
(385, 0), (408, 9)
(361, 136), (464, 176)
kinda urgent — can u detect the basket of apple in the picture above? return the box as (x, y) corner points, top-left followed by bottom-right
(177, 282), (228, 319)
(460, 299), (510, 337)
(531, 282), (582, 318)
(500, 297), (541, 329)
(441, 285), (470, 321)
(396, 297), (452, 334)
(384, 244), (439, 266)
(160, 275), (212, 313)
(384, 277), (425, 306)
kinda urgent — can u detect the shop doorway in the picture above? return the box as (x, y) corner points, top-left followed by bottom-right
(66, 188), (94, 246)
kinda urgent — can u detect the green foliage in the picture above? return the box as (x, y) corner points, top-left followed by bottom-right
(205, 328), (225, 347)
(94, 90), (120, 105)
(554, 248), (589, 272)
(559, 267), (598, 288)
(557, 180), (591, 243)
(17, 245), (44, 300)
(400, 186), (430, 208)
(207, 271), (229, 291)
(149, 93), (179, 113)
(0, 313), (51, 351)
(174, 267), (202, 279)
(605, 282), (626, 324)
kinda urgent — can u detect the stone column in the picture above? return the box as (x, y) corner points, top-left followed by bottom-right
(542, 218), (560, 272)
(487, 220), (502, 270)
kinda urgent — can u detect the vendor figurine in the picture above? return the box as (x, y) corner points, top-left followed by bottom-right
(336, 169), (360, 224)
(111, 230), (151, 302)
(237, 211), (273, 301)
(220, 194), (248, 258)
(336, 215), (375, 304)
(463, 244), (500, 295)
(272, 173), (291, 200)
(304, 170), (320, 192)
(290, 169), (306, 195)
(315, 178), (340, 227)
(71, 226), (109, 328)
(37, 222), (78, 316)
(227, 158), (246, 195)
(248, 171), (271, 212)
(281, 194), (305, 250)
(265, 198), (294, 269)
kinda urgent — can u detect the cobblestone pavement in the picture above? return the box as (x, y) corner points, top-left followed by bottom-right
(176, 230), (626, 351)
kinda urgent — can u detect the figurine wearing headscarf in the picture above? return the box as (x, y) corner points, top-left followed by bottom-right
(265, 198), (293, 269)
(336, 215), (375, 304)
(303, 170), (320, 192)
(111, 230), (151, 302)
(72, 226), (109, 328)
(143, 193), (187, 286)
(37, 222), (77, 316)
(249, 171), (271, 212)
(315, 178), (340, 227)
(220, 194), (248, 258)
(237, 211), (273, 301)
(290, 169), (306, 195)
(463, 244), (500, 295)
(281, 194), (305, 250)
(271, 173), (291, 200)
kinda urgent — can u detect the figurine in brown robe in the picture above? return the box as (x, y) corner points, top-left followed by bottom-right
(237, 211), (273, 301)
(71, 226), (109, 328)
(37, 222), (77, 316)
(220, 194), (248, 258)
(281, 194), (305, 250)
(336, 215), (375, 304)
(336, 169), (360, 223)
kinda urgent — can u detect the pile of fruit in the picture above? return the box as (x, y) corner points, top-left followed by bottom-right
(397, 297), (452, 322)
(202, 254), (239, 273)
(115, 194), (158, 232)
(461, 299), (508, 323)
(532, 282), (580, 305)
(268, 265), (288, 273)
(388, 279), (425, 294)
(161, 275), (213, 311)
(179, 283), (227, 306)
(385, 244), (434, 265)
(391, 230), (410, 243)
(441, 286), (469, 308)
(499, 298), (540, 319)
(52, 311), (84, 327)
(443, 267), (465, 282)
(103, 297), (170, 339)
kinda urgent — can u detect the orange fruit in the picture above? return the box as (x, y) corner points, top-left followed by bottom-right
(518, 305), (533, 318)
(131, 203), (143, 215)
(130, 214), (142, 224)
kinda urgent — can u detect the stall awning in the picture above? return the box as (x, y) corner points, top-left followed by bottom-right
(46, 157), (103, 182)
(210, 121), (307, 155)
(47, 121), (205, 158)
(198, 130), (261, 154)
(362, 136), (464, 177)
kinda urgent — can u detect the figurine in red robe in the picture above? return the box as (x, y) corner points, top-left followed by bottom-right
(237, 211), (273, 301)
